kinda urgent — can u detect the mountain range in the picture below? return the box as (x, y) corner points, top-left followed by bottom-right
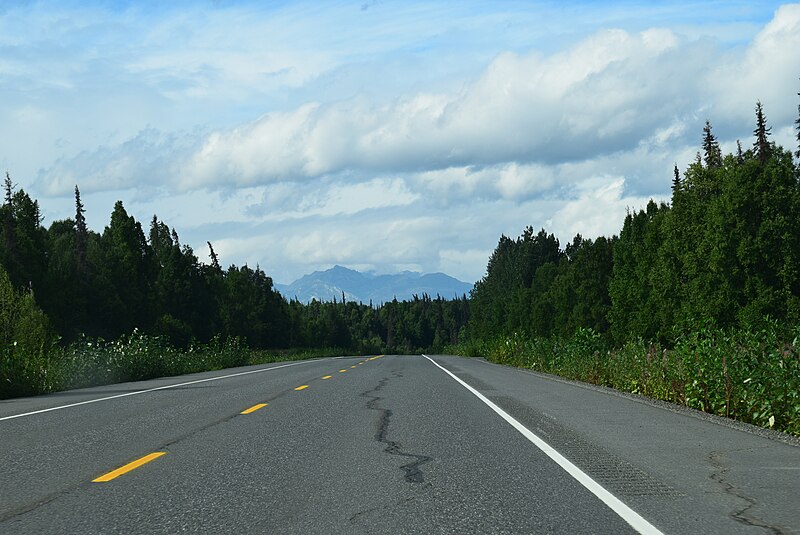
(274, 265), (473, 304)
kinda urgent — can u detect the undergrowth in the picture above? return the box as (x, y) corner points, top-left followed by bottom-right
(450, 322), (800, 437)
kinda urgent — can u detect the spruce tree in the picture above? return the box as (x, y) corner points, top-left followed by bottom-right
(736, 140), (744, 164)
(795, 83), (800, 160)
(3, 172), (12, 205)
(671, 163), (681, 195)
(2, 173), (17, 276)
(74, 186), (87, 273)
(207, 241), (221, 271)
(753, 101), (772, 163)
(702, 120), (722, 168)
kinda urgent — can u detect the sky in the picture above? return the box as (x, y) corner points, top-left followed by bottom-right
(1, 1), (799, 284)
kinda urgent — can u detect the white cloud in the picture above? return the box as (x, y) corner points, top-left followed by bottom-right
(548, 177), (662, 241)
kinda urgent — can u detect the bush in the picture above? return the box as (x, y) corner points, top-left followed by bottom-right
(0, 266), (58, 398)
(453, 322), (800, 436)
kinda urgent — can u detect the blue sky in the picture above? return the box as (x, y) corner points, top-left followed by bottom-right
(1, 1), (799, 283)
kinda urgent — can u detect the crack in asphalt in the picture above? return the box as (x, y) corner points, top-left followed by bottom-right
(708, 450), (792, 534)
(348, 495), (420, 524)
(361, 372), (432, 484)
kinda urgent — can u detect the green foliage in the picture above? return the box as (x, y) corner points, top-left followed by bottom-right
(55, 332), (251, 390)
(453, 323), (800, 436)
(0, 265), (58, 398)
(463, 95), (800, 436)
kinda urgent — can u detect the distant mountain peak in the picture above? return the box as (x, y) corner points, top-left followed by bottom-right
(275, 266), (472, 304)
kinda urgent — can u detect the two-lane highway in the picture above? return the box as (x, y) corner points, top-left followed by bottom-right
(1, 355), (798, 533)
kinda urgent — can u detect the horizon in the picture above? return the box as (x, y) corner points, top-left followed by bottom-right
(2, 1), (799, 285)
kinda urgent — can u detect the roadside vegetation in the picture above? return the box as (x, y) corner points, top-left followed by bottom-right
(456, 94), (800, 436)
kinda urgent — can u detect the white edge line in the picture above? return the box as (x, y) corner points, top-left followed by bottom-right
(1, 358), (331, 422)
(422, 354), (665, 535)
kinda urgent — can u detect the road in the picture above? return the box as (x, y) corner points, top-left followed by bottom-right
(1, 354), (798, 534)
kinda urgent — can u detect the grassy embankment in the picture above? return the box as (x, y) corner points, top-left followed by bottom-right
(0, 329), (349, 400)
(451, 323), (800, 437)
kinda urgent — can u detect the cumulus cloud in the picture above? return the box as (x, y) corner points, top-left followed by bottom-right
(36, 128), (200, 196)
(711, 4), (800, 127)
(169, 26), (706, 189)
(547, 177), (661, 240)
(40, 5), (800, 200)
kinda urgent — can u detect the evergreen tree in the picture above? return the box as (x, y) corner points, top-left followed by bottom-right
(795, 83), (800, 160)
(2, 173), (16, 276)
(208, 241), (221, 271)
(753, 101), (772, 163)
(74, 186), (87, 274)
(702, 120), (722, 168)
(736, 140), (744, 164)
(97, 201), (153, 338)
(671, 163), (681, 196)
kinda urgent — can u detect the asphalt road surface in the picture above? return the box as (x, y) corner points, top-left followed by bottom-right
(1, 354), (798, 534)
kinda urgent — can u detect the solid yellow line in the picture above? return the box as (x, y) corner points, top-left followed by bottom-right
(322, 375), (332, 379)
(92, 452), (166, 483)
(295, 385), (309, 391)
(241, 403), (268, 414)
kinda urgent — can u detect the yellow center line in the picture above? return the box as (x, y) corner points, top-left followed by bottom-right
(351, 365), (357, 368)
(322, 375), (332, 379)
(295, 385), (309, 391)
(241, 403), (268, 414)
(92, 452), (166, 483)
(339, 369), (347, 373)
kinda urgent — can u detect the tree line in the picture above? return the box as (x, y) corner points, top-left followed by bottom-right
(462, 94), (800, 435)
(0, 182), (469, 357)
(469, 98), (800, 346)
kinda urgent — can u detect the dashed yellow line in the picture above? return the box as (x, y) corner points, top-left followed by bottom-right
(241, 403), (268, 414)
(295, 385), (309, 391)
(322, 375), (332, 380)
(350, 365), (357, 369)
(92, 452), (166, 483)
(339, 369), (347, 373)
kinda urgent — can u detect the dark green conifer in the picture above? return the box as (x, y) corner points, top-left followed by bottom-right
(702, 120), (722, 168)
(753, 101), (772, 163)
(74, 186), (87, 273)
(795, 83), (800, 160)
(207, 241), (221, 271)
(672, 163), (681, 194)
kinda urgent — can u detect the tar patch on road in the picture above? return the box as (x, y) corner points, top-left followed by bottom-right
(361, 373), (432, 483)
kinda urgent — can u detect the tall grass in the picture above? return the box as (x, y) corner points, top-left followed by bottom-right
(0, 329), (352, 400)
(450, 322), (800, 436)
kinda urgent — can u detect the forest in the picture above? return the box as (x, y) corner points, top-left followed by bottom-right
(461, 98), (800, 435)
(0, 183), (469, 398)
